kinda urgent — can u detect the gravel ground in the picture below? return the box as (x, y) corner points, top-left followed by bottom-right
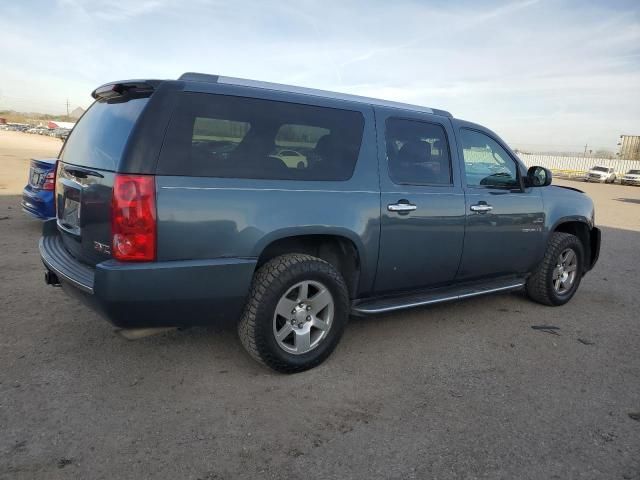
(1, 130), (639, 479)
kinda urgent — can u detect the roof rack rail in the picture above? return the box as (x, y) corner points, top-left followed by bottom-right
(178, 72), (452, 118)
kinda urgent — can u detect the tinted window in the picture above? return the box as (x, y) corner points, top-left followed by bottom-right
(191, 117), (249, 163)
(158, 93), (364, 180)
(385, 118), (452, 185)
(60, 98), (148, 170)
(460, 129), (519, 188)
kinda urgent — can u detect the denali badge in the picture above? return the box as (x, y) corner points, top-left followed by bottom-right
(93, 241), (111, 255)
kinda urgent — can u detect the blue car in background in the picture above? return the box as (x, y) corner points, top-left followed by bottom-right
(22, 158), (57, 219)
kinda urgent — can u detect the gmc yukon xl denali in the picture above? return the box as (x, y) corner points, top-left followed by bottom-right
(40, 73), (601, 373)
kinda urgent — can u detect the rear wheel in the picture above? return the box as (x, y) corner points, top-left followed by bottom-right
(526, 232), (584, 306)
(238, 254), (349, 373)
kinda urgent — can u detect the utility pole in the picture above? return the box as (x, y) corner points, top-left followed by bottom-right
(66, 98), (70, 117)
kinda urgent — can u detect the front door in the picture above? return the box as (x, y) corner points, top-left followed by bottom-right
(374, 110), (466, 294)
(455, 127), (545, 280)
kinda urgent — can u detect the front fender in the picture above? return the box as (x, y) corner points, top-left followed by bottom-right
(548, 215), (593, 234)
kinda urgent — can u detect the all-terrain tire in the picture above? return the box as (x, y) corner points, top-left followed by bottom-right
(526, 232), (584, 306)
(238, 254), (349, 373)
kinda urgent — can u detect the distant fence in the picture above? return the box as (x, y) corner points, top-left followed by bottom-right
(517, 153), (640, 175)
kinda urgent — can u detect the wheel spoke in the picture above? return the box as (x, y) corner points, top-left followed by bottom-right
(312, 318), (330, 331)
(310, 288), (332, 314)
(565, 264), (577, 273)
(552, 267), (561, 279)
(564, 249), (575, 265)
(297, 282), (309, 302)
(553, 278), (561, 291)
(295, 330), (311, 353)
(275, 298), (297, 319)
(276, 323), (294, 342)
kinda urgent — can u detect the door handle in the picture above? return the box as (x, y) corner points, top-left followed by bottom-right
(388, 202), (417, 213)
(470, 203), (493, 213)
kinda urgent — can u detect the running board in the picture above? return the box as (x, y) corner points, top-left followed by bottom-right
(351, 277), (526, 315)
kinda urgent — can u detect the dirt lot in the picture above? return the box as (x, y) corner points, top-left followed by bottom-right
(1, 130), (639, 479)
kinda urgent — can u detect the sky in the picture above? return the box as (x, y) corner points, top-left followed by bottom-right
(0, 0), (639, 151)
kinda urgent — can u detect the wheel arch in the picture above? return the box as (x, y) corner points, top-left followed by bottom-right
(550, 217), (594, 270)
(252, 229), (366, 298)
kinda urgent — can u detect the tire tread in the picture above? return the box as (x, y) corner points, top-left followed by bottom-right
(526, 232), (582, 306)
(238, 254), (348, 373)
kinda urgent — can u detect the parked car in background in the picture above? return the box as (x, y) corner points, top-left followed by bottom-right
(40, 73), (601, 373)
(273, 149), (307, 168)
(22, 158), (57, 219)
(621, 169), (640, 186)
(585, 166), (616, 183)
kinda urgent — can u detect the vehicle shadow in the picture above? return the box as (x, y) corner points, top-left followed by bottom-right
(614, 197), (640, 204)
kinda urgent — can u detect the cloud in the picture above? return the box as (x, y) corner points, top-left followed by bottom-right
(57, 0), (172, 21)
(1, 0), (638, 150)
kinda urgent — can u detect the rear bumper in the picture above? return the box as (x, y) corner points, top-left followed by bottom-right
(39, 220), (256, 328)
(22, 186), (55, 219)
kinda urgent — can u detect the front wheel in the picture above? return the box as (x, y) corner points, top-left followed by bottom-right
(238, 254), (349, 373)
(526, 232), (584, 306)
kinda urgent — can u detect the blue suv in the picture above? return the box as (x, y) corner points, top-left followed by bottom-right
(40, 73), (601, 372)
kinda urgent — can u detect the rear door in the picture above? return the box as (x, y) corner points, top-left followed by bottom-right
(455, 126), (544, 280)
(56, 96), (150, 266)
(373, 108), (466, 294)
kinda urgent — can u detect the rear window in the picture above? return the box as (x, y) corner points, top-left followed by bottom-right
(592, 166), (608, 172)
(60, 98), (148, 170)
(157, 93), (364, 181)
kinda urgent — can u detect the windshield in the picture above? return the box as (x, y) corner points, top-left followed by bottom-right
(628, 170), (640, 175)
(60, 97), (149, 171)
(592, 167), (608, 172)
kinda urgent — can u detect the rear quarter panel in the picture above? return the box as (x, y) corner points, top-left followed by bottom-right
(155, 92), (380, 296)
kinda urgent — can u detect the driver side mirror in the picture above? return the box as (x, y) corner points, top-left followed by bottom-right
(526, 166), (552, 187)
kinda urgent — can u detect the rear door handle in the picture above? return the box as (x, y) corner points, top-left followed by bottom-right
(388, 202), (417, 213)
(470, 203), (493, 213)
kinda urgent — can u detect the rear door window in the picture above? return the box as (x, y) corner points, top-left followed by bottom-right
(158, 93), (365, 181)
(385, 118), (452, 185)
(60, 97), (149, 171)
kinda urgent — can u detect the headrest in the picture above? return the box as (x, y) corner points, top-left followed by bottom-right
(398, 141), (431, 163)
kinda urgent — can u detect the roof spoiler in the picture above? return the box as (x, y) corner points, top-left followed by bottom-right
(91, 80), (161, 101)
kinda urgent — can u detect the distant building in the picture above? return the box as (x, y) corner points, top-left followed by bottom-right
(618, 135), (640, 160)
(70, 107), (85, 119)
(0, 117), (6, 125)
(47, 120), (76, 130)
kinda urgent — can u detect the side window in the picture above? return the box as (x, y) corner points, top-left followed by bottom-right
(460, 129), (519, 188)
(274, 124), (330, 169)
(385, 118), (452, 185)
(158, 93), (364, 181)
(192, 117), (250, 162)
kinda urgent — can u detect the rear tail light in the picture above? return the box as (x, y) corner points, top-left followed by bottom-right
(42, 169), (56, 190)
(111, 175), (156, 262)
